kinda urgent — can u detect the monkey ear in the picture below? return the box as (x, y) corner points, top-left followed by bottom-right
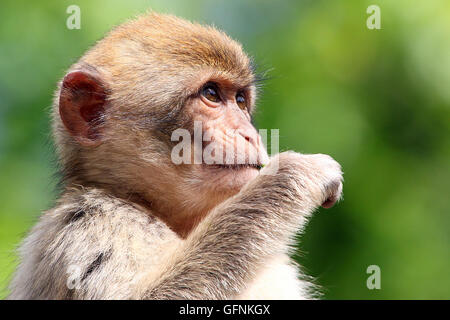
(59, 70), (108, 146)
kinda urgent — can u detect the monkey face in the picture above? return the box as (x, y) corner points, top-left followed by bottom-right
(177, 80), (269, 193)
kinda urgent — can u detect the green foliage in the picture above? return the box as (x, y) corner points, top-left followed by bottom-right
(0, 0), (449, 299)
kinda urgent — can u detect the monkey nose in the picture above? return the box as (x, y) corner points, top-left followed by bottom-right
(237, 129), (269, 165)
(237, 129), (258, 146)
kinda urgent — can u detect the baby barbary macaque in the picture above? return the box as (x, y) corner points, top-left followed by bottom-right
(8, 13), (343, 299)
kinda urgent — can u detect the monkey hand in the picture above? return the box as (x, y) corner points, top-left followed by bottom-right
(260, 151), (343, 211)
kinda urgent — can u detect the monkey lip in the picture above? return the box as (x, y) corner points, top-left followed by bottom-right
(202, 163), (261, 191)
(207, 163), (263, 171)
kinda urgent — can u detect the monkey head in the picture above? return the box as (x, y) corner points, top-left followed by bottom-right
(54, 13), (269, 235)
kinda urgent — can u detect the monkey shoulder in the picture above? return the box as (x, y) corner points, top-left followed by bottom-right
(9, 188), (179, 299)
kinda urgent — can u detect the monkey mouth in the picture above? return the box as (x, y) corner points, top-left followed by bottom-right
(207, 163), (263, 171)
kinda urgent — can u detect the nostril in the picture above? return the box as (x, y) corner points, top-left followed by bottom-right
(238, 130), (252, 144)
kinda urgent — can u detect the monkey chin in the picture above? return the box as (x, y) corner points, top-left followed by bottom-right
(202, 164), (260, 194)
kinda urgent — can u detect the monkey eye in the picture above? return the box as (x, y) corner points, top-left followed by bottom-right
(236, 93), (246, 110)
(201, 83), (220, 103)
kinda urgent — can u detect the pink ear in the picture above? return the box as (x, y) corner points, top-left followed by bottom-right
(59, 70), (108, 146)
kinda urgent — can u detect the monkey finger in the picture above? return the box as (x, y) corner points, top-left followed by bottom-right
(321, 180), (343, 209)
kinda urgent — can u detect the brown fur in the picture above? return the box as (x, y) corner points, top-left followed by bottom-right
(8, 13), (343, 300)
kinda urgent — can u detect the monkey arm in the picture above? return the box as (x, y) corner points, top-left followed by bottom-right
(144, 152), (341, 299)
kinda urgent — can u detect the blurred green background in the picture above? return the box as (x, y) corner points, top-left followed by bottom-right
(0, 0), (449, 299)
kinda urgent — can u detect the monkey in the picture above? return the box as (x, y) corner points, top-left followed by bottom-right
(7, 12), (343, 300)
